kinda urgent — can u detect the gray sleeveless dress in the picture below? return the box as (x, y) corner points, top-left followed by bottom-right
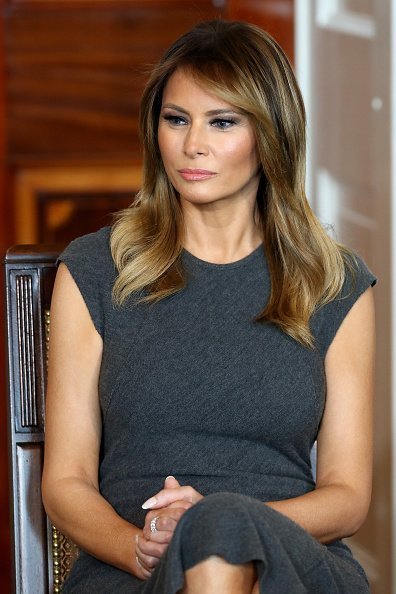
(59, 226), (375, 593)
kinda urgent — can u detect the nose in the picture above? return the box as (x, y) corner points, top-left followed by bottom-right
(183, 123), (209, 158)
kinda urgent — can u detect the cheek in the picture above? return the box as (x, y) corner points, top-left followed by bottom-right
(157, 127), (168, 162)
(222, 136), (258, 169)
(157, 126), (178, 166)
(157, 129), (181, 188)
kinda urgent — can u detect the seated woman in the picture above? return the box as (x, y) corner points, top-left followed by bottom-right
(42, 19), (376, 594)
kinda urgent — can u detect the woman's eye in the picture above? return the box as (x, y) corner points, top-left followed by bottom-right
(163, 115), (187, 126)
(211, 119), (237, 130)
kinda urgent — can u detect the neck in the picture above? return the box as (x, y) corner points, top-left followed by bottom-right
(182, 199), (263, 264)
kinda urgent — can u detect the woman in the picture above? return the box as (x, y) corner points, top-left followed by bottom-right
(42, 19), (376, 593)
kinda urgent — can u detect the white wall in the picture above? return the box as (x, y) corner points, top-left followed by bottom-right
(295, 2), (393, 592)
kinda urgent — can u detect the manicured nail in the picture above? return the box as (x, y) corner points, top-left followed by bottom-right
(142, 496), (157, 509)
(165, 475), (175, 480)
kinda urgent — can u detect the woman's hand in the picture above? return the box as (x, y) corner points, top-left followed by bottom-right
(142, 476), (204, 510)
(136, 476), (203, 578)
(135, 530), (165, 579)
(136, 504), (190, 577)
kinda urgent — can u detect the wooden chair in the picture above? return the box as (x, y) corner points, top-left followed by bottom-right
(4, 245), (79, 594)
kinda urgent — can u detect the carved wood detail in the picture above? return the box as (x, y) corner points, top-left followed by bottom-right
(15, 273), (38, 429)
(44, 308), (50, 368)
(52, 526), (80, 593)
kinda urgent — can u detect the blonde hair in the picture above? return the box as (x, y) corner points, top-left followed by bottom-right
(111, 19), (350, 347)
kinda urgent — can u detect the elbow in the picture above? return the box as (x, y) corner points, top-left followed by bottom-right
(42, 470), (99, 522)
(348, 506), (370, 537)
(316, 479), (372, 540)
(344, 487), (372, 537)
(41, 473), (57, 521)
(41, 469), (69, 522)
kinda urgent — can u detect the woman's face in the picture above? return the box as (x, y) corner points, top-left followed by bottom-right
(158, 68), (260, 210)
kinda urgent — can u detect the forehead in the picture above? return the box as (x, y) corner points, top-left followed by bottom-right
(161, 68), (235, 111)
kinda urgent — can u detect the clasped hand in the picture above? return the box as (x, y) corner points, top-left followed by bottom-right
(135, 476), (203, 579)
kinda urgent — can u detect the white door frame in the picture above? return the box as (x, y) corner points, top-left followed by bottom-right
(391, 0), (396, 588)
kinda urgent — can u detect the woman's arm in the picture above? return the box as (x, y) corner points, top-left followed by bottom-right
(42, 264), (144, 577)
(142, 287), (375, 544)
(266, 285), (375, 542)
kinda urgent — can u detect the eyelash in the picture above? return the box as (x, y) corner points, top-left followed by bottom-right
(212, 118), (237, 129)
(163, 115), (187, 126)
(162, 115), (237, 129)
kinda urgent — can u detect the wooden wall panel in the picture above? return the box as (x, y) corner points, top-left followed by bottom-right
(0, 4), (12, 592)
(227, 0), (294, 62)
(13, 164), (142, 243)
(5, 1), (224, 164)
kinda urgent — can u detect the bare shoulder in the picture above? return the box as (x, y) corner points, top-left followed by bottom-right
(51, 263), (102, 331)
(325, 285), (375, 366)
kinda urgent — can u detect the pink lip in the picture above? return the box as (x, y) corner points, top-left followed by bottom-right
(178, 169), (217, 181)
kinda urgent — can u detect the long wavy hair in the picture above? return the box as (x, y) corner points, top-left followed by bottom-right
(111, 19), (350, 347)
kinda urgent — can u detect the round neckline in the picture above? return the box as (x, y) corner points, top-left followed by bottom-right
(182, 243), (264, 270)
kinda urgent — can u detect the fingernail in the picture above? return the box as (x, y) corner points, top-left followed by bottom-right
(135, 534), (139, 543)
(165, 475), (175, 480)
(142, 496), (157, 509)
(136, 555), (143, 569)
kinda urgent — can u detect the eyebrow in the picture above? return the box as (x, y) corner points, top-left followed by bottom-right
(161, 103), (240, 116)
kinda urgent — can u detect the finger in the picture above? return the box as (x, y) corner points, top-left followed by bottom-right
(137, 554), (156, 573)
(143, 515), (179, 540)
(142, 486), (203, 510)
(143, 528), (174, 544)
(166, 500), (193, 510)
(137, 547), (164, 572)
(144, 515), (178, 535)
(135, 535), (154, 577)
(164, 475), (181, 489)
(138, 534), (168, 560)
(144, 499), (192, 513)
(135, 555), (152, 580)
(143, 507), (190, 538)
(136, 535), (165, 572)
(137, 551), (158, 572)
(145, 507), (187, 526)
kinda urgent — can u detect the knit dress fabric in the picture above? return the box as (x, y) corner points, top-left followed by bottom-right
(59, 226), (376, 593)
